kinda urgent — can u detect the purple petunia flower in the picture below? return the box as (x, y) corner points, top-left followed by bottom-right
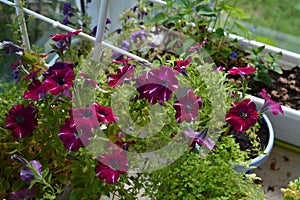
(173, 58), (190, 75)
(114, 132), (136, 150)
(43, 62), (74, 78)
(108, 64), (135, 88)
(50, 29), (82, 42)
(259, 88), (284, 115)
(42, 67), (75, 95)
(8, 188), (34, 200)
(5, 103), (38, 138)
(136, 66), (179, 104)
(173, 90), (202, 123)
(230, 51), (237, 58)
(94, 102), (118, 123)
(70, 105), (99, 130)
(186, 41), (205, 52)
(24, 79), (46, 100)
(62, 2), (75, 25)
(0, 41), (23, 55)
(20, 160), (42, 184)
(225, 99), (258, 132)
(130, 28), (147, 44)
(58, 117), (93, 151)
(184, 128), (217, 150)
(95, 149), (129, 184)
(112, 40), (131, 59)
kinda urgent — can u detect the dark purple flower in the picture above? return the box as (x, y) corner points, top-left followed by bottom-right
(62, 2), (75, 25)
(1, 41), (23, 54)
(173, 90), (202, 123)
(8, 188), (34, 200)
(228, 64), (257, 76)
(70, 105), (99, 130)
(108, 64), (135, 88)
(22, 68), (42, 81)
(10, 56), (23, 70)
(259, 88), (284, 115)
(136, 66), (179, 104)
(24, 80), (46, 100)
(43, 62), (74, 78)
(95, 149), (129, 184)
(20, 160), (42, 184)
(5, 103), (38, 138)
(59, 118), (93, 151)
(225, 99), (258, 132)
(130, 28), (147, 44)
(42, 67), (74, 95)
(13, 69), (21, 80)
(185, 128), (217, 150)
(112, 40), (130, 58)
(94, 102), (118, 123)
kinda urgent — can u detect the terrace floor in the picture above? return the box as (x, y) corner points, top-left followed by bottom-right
(253, 141), (300, 199)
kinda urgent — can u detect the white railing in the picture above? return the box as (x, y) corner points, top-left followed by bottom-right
(1, 0), (300, 68)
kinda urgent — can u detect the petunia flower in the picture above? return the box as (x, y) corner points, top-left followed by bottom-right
(43, 61), (74, 78)
(70, 105), (99, 130)
(173, 59), (190, 76)
(0, 41), (23, 55)
(108, 64), (135, 88)
(225, 99), (258, 132)
(186, 41), (205, 52)
(42, 67), (75, 95)
(136, 66), (179, 104)
(94, 102), (118, 123)
(50, 29), (82, 42)
(114, 132), (136, 150)
(228, 64), (257, 76)
(20, 160), (42, 184)
(112, 39), (131, 59)
(95, 149), (129, 184)
(8, 188), (34, 200)
(62, 2), (75, 25)
(130, 28), (147, 44)
(259, 88), (284, 115)
(22, 68), (42, 81)
(58, 117), (93, 151)
(173, 90), (202, 123)
(184, 128), (217, 150)
(5, 103), (38, 138)
(24, 79), (46, 100)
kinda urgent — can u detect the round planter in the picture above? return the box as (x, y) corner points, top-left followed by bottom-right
(234, 113), (274, 173)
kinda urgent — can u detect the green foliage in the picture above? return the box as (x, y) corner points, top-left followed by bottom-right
(282, 177), (300, 200)
(142, 136), (265, 200)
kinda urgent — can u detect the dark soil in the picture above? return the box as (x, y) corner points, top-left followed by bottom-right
(249, 66), (300, 110)
(230, 119), (269, 159)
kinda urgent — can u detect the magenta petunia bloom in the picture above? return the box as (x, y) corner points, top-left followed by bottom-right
(50, 29), (82, 42)
(58, 118), (93, 151)
(5, 103), (38, 138)
(20, 160), (42, 184)
(114, 132), (136, 149)
(42, 67), (75, 95)
(174, 59), (190, 75)
(70, 105), (99, 130)
(136, 66), (179, 104)
(24, 79), (46, 100)
(94, 102), (118, 123)
(108, 65), (134, 88)
(173, 90), (202, 123)
(8, 188), (34, 200)
(228, 64), (257, 76)
(43, 61), (74, 78)
(225, 99), (258, 132)
(259, 88), (284, 115)
(184, 128), (217, 150)
(186, 41), (205, 52)
(95, 149), (129, 184)
(112, 57), (133, 64)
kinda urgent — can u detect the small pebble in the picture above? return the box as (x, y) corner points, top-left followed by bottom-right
(290, 85), (300, 92)
(288, 74), (296, 79)
(281, 94), (290, 101)
(278, 77), (288, 84)
(280, 88), (288, 95)
(288, 80), (296, 86)
(271, 90), (280, 99)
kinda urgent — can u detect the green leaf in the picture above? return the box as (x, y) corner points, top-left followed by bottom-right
(12, 179), (25, 191)
(148, 12), (166, 23)
(234, 22), (249, 36)
(255, 46), (265, 55)
(255, 36), (277, 46)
